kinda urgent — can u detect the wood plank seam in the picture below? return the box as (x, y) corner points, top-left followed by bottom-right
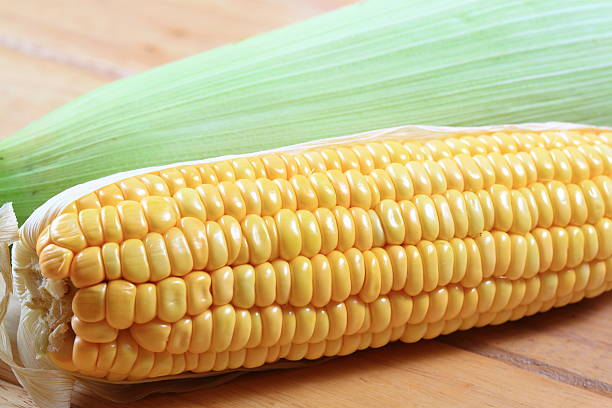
(0, 33), (129, 79)
(441, 337), (612, 399)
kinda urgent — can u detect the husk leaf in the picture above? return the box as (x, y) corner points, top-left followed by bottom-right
(2, 0), (612, 222)
(1, 123), (611, 408)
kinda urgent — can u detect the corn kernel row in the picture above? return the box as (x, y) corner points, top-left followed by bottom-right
(67, 141), (612, 225)
(69, 256), (610, 353)
(36, 130), (612, 382)
(68, 131), (612, 211)
(56, 260), (611, 380)
(68, 215), (612, 329)
(39, 176), (612, 287)
(51, 177), (612, 262)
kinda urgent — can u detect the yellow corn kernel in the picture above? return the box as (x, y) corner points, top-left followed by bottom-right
(117, 200), (148, 239)
(34, 129), (612, 381)
(106, 280), (137, 329)
(72, 283), (106, 323)
(39, 244), (73, 280)
(156, 277), (187, 323)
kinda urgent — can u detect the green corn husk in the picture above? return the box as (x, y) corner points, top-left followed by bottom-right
(2, 0), (612, 223)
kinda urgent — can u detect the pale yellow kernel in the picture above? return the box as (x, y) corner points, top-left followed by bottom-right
(157, 277), (187, 323)
(273, 178), (298, 211)
(167, 317), (193, 354)
(254, 263), (276, 307)
(418, 241), (439, 292)
(205, 221), (229, 271)
(360, 251), (381, 303)
(345, 248), (366, 296)
(50, 212), (87, 252)
(255, 179), (282, 216)
(106, 280), (137, 329)
(326, 170), (351, 208)
(425, 288), (449, 323)
(236, 179), (261, 215)
(503, 154), (528, 188)
(315, 208), (339, 254)
(334, 206), (356, 251)
(310, 172), (337, 209)
(100, 206), (123, 243)
(289, 256), (313, 307)
(97, 184), (125, 206)
(404, 245), (424, 296)
(386, 163), (414, 201)
(121, 239), (151, 283)
(296, 210), (322, 258)
(547, 181), (571, 227)
(189, 310), (213, 354)
(329, 251), (351, 302)
(39, 244), (73, 280)
(78, 208), (104, 246)
(454, 154), (483, 191)
(376, 199), (405, 245)
(275, 209), (302, 260)
(261, 154), (288, 179)
(134, 283), (157, 324)
(414, 195), (439, 241)
(294, 306), (316, 344)
(489, 185), (513, 232)
(184, 271), (212, 315)
(73, 283), (106, 323)
(464, 191), (485, 237)
(370, 169), (396, 201)
(311, 255), (332, 308)
(138, 174), (170, 197)
(70, 246), (105, 288)
(290, 175), (318, 211)
(462, 238), (483, 287)
(164, 227), (194, 276)
(130, 319), (171, 353)
(345, 169), (372, 209)
(487, 152), (513, 188)
(117, 200), (148, 239)
(233, 264), (256, 309)
(369, 296), (392, 333)
(212, 161), (236, 182)
(218, 181), (246, 220)
(72, 337), (99, 372)
(398, 200), (422, 245)
(118, 177), (149, 201)
(261, 305), (283, 347)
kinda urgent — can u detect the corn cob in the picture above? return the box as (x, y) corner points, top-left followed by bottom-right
(19, 128), (608, 382)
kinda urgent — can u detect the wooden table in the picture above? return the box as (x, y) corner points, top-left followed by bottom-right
(0, 1), (610, 406)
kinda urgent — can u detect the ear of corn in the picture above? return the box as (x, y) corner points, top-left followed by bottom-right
(9, 125), (610, 384)
(2, 0), (612, 405)
(3, 0), (612, 223)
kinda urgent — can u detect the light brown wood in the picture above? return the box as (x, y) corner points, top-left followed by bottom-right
(0, 0), (353, 73)
(67, 341), (609, 408)
(0, 0), (611, 407)
(0, 0), (353, 139)
(3, 335), (610, 408)
(0, 379), (36, 408)
(0, 46), (107, 138)
(443, 294), (612, 393)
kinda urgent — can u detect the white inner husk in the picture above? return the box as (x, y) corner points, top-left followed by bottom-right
(0, 123), (609, 408)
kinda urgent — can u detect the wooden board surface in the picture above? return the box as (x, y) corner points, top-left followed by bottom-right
(0, 1), (610, 407)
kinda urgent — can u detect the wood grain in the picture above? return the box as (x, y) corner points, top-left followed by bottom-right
(0, 0), (611, 407)
(443, 294), (612, 391)
(0, 0), (354, 73)
(0, 0), (353, 139)
(0, 46), (107, 138)
(66, 341), (609, 408)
